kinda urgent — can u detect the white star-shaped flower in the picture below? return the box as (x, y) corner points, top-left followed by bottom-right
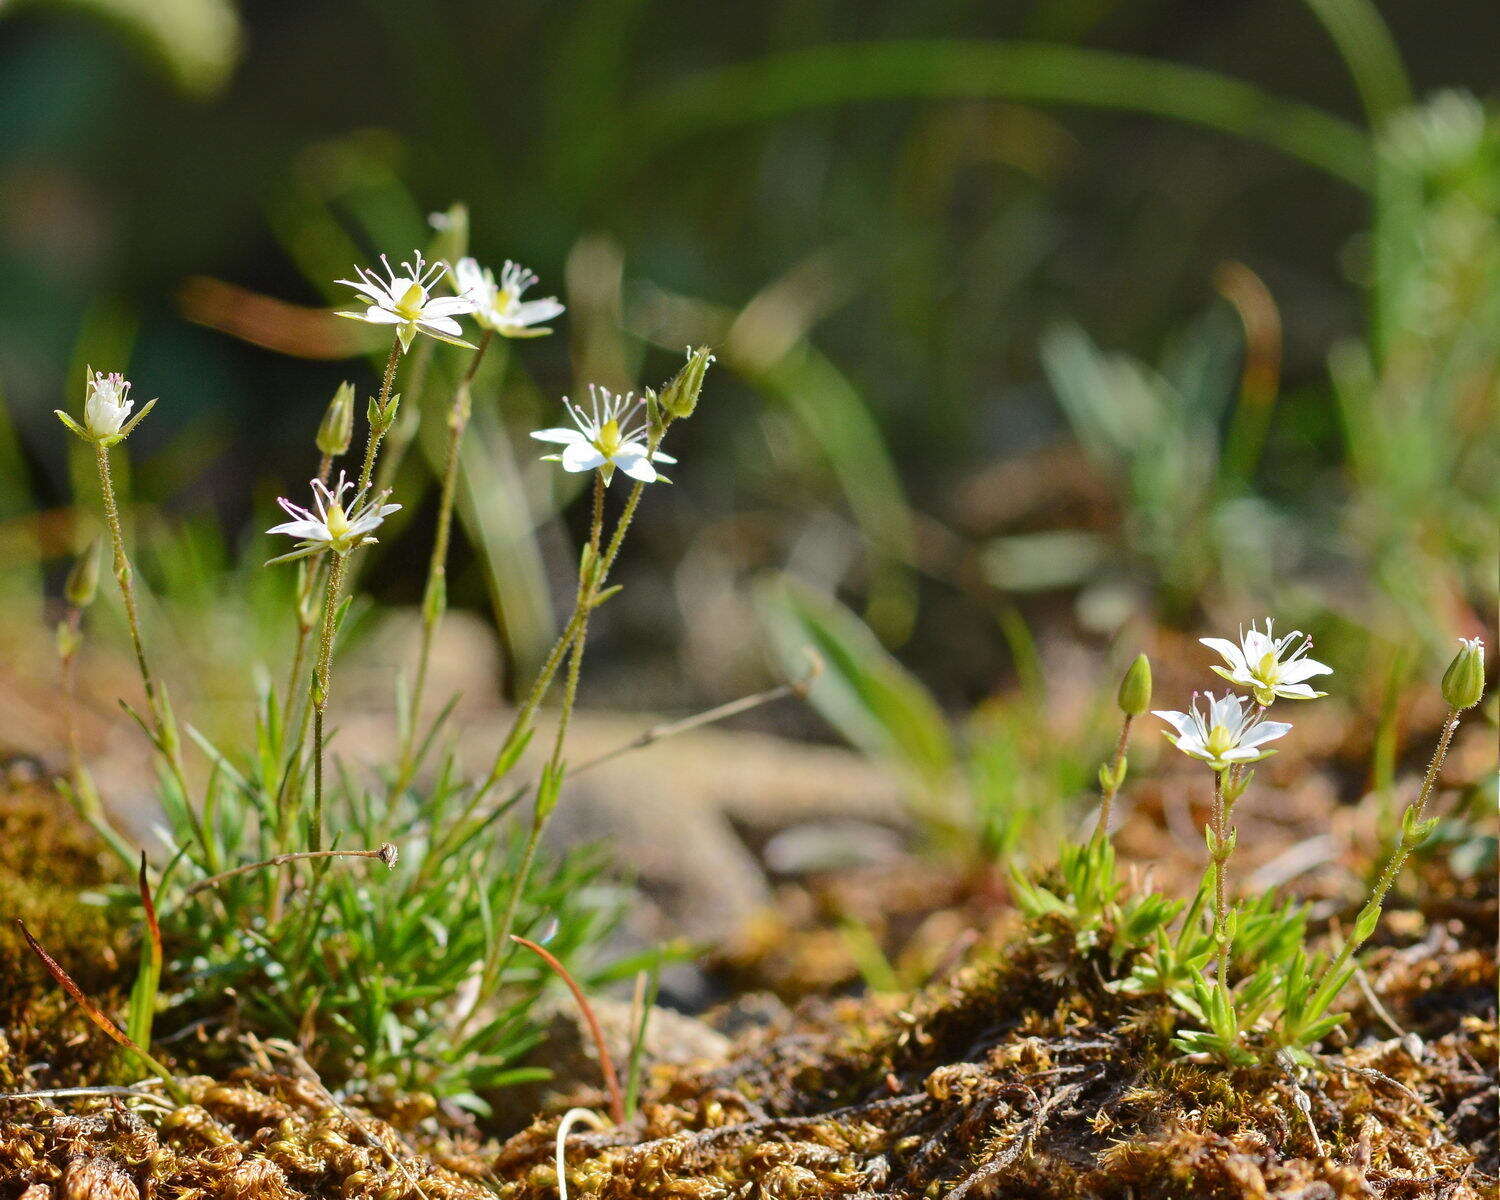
(452, 258), (564, 337)
(84, 370), (134, 438)
(267, 472), (401, 564)
(336, 252), (478, 353)
(530, 386), (675, 485)
(1200, 619), (1332, 705)
(1154, 691), (1291, 773)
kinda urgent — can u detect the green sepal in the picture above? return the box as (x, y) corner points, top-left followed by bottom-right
(55, 410), (92, 442)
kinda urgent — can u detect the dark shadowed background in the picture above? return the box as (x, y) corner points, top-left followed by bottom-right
(1, 0), (1496, 721)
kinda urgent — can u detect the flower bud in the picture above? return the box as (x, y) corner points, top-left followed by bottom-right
(1440, 637), (1485, 711)
(316, 382), (356, 457)
(84, 370), (134, 439)
(65, 537), (101, 609)
(658, 346), (714, 420)
(1117, 653), (1152, 716)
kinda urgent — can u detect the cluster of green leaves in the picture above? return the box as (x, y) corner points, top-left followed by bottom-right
(95, 672), (629, 1108)
(1010, 834), (1181, 963)
(1011, 830), (1345, 1067)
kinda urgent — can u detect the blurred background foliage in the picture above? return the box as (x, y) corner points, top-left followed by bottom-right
(1, 0), (1496, 736)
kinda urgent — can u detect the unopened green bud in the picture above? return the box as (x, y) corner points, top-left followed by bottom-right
(317, 382), (356, 456)
(1117, 653), (1152, 716)
(65, 537), (101, 609)
(658, 346), (715, 420)
(369, 391), (401, 433)
(1440, 637), (1485, 711)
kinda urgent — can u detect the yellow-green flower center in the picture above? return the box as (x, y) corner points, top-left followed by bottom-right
(1204, 724), (1235, 761)
(592, 418), (623, 458)
(325, 503), (352, 548)
(394, 282), (427, 321)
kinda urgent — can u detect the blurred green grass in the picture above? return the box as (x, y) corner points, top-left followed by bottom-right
(0, 0), (1495, 720)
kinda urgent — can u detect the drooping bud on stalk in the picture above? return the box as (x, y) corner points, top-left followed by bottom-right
(65, 537), (101, 609)
(317, 381), (356, 457)
(1441, 637), (1486, 711)
(658, 346), (715, 420)
(1117, 653), (1152, 716)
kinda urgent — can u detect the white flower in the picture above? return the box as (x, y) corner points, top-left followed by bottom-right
(452, 258), (563, 337)
(1200, 619), (1332, 705)
(84, 370), (134, 438)
(1154, 691), (1292, 773)
(530, 386), (676, 484)
(267, 472), (401, 563)
(336, 252), (478, 353)
(56, 369), (156, 445)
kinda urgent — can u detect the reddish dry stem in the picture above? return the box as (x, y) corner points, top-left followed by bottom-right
(15, 918), (134, 1052)
(137, 852), (162, 964)
(512, 934), (625, 1125)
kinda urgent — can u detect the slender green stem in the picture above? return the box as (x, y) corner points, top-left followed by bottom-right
(478, 465), (653, 796)
(96, 444), (161, 727)
(1094, 714), (1134, 841)
(1307, 709), (1461, 1018)
(1210, 768), (1233, 1009)
(281, 455), (335, 717)
(397, 331), (493, 789)
(95, 440), (211, 867)
(304, 334), (402, 852)
(374, 336), (435, 494)
(310, 552), (349, 853)
(546, 473), (606, 770)
(475, 476), (606, 1006)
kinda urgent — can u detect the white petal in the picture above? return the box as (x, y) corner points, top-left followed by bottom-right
(268, 519), (329, 540)
(1153, 710), (1196, 738)
(423, 296), (477, 317)
(530, 427), (585, 444)
(1221, 747), (1265, 762)
(1279, 658), (1333, 683)
(360, 306), (404, 324)
(650, 449), (677, 464)
(1200, 638), (1248, 675)
(419, 315), (465, 336)
(617, 453), (659, 482)
(561, 442), (606, 472)
(511, 297), (565, 325)
(1242, 628), (1273, 663)
(1274, 683), (1322, 700)
(339, 277), (389, 304)
(1238, 720), (1292, 748)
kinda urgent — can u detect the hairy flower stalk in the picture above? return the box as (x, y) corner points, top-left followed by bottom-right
(271, 326), (406, 849)
(282, 383), (354, 729)
(466, 353), (711, 1020)
(1096, 654), (1151, 840)
(1156, 690), (1290, 1038)
(1301, 639), (1484, 1029)
(396, 259), (565, 789)
(269, 472), (399, 849)
(57, 373), (210, 864)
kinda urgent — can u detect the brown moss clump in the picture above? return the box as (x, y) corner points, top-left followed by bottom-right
(1, 1068), (495, 1199)
(0, 783), (134, 1095)
(492, 906), (1498, 1200)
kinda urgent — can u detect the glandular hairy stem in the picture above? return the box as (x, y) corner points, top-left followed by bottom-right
(94, 440), (212, 868)
(1306, 708), (1462, 1021)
